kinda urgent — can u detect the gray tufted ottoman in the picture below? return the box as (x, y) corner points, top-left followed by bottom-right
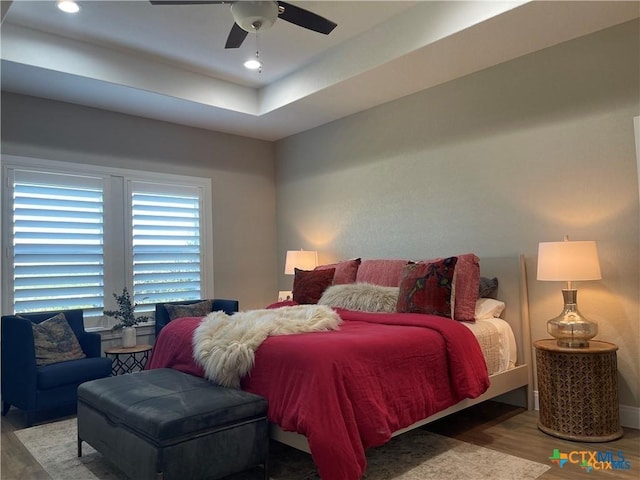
(77, 368), (268, 480)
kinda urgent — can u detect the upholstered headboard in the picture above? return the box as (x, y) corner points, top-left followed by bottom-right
(154, 299), (239, 338)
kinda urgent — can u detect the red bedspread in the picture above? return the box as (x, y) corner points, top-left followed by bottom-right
(147, 309), (489, 480)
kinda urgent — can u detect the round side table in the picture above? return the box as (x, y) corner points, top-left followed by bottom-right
(535, 339), (623, 442)
(104, 344), (153, 375)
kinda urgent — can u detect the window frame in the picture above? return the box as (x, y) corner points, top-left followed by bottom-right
(1, 155), (214, 329)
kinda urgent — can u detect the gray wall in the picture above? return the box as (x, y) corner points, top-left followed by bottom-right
(275, 20), (640, 410)
(1, 92), (278, 311)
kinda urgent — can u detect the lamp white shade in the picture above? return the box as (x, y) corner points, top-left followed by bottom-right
(284, 250), (318, 275)
(537, 240), (601, 281)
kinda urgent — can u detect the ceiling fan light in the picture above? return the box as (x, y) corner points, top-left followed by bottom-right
(244, 59), (262, 70)
(57, 0), (80, 14)
(231, 1), (278, 33)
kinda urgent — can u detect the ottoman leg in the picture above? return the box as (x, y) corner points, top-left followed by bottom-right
(263, 438), (269, 480)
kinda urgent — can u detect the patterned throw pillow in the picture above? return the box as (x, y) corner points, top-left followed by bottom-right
(164, 300), (213, 321)
(315, 258), (361, 285)
(293, 268), (335, 304)
(396, 257), (458, 317)
(31, 313), (86, 366)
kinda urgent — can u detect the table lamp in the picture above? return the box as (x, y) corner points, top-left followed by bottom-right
(537, 236), (602, 348)
(284, 250), (318, 275)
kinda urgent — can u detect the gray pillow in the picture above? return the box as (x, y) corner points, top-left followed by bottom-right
(479, 277), (499, 299)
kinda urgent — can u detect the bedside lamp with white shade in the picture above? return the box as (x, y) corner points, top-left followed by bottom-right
(537, 236), (602, 348)
(281, 250), (318, 300)
(284, 249), (318, 275)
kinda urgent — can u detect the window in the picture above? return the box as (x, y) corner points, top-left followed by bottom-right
(2, 157), (213, 328)
(10, 170), (105, 316)
(130, 182), (203, 308)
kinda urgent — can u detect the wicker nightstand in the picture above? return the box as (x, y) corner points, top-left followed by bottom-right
(535, 339), (623, 442)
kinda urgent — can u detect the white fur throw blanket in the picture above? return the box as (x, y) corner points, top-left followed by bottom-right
(193, 305), (341, 388)
(319, 282), (399, 313)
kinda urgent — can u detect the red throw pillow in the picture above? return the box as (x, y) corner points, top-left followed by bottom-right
(396, 257), (458, 317)
(355, 259), (409, 286)
(315, 258), (361, 285)
(293, 268), (336, 304)
(452, 253), (480, 322)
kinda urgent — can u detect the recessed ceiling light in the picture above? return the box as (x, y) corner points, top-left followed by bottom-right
(244, 59), (262, 70)
(57, 1), (80, 14)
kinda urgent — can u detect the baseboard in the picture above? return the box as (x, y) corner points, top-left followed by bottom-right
(620, 404), (640, 430)
(533, 390), (639, 430)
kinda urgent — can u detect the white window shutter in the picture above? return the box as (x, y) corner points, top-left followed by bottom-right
(130, 182), (203, 310)
(11, 169), (105, 316)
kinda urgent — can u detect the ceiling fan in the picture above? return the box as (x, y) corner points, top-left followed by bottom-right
(149, 1), (338, 49)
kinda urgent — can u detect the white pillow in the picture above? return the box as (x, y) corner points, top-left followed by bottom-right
(475, 298), (506, 320)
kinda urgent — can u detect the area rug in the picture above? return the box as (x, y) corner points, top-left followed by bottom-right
(15, 418), (550, 480)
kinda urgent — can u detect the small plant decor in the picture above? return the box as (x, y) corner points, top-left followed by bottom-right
(105, 288), (151, 330)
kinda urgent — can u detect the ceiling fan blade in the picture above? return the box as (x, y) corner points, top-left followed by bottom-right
(149, 1), (227, 5)
(225, 22), (248, 49)
(277, 1), (337, 35)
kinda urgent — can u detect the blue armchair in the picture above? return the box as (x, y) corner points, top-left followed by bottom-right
(154, 299), (239, 338)
(1, 309), (112, 426)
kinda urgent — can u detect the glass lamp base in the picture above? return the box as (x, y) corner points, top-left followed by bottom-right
(555, 338), (590, 348)
(547, 289), (597, 348)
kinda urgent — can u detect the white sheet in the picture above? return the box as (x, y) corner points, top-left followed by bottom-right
(462, 317), (518, 375)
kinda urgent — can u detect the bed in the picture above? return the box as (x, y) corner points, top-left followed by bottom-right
(147, 255), (532, 480)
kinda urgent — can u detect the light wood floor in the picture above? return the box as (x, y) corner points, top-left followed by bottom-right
(1, 401), (638, 480)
